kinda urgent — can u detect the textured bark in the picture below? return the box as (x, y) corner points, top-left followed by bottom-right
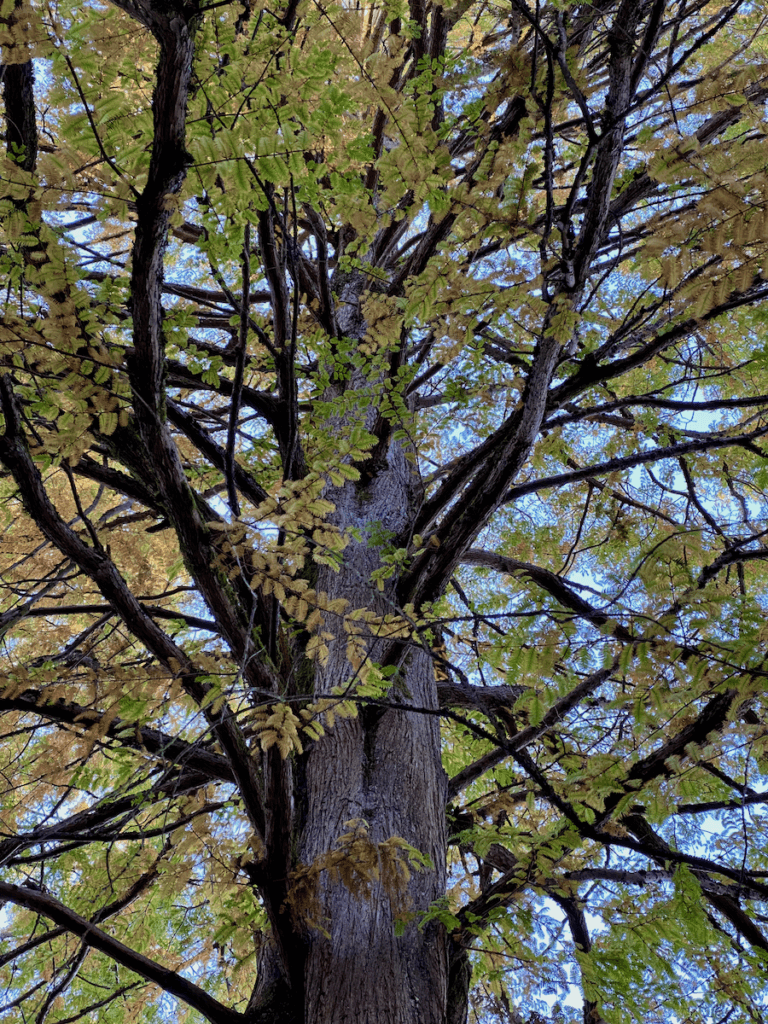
(302, 612), (448, 1022)
(296, 331), (448, 1022)
(243, 445), (450, 1024)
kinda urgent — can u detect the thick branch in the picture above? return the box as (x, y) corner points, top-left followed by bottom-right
(1, 5), (38, 172)
(0, 769), (212, 868)
(599, 690), (737, 823)
(447, 663), (616, 799)
(0, 882), (245, 1024)
(437, 680), (526, 713)
(0, 688), (234, 783)
(461, 549), (634, 640)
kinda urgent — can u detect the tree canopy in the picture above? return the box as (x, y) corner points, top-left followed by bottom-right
(1, 0), (768, 1021)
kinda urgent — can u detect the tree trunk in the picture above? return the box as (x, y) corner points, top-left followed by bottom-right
(296, 313), (449, 1021)
(246, 278), (453, 1020)
(302, 476), (448, 1024)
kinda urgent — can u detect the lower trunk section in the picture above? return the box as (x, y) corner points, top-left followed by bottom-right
(300, 458), (449, 1024)
(301, 651), (448, 1024)
(249, 445), (452, 1022)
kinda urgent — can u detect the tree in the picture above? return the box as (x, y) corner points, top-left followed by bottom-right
(1, 0), (768, 1020)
